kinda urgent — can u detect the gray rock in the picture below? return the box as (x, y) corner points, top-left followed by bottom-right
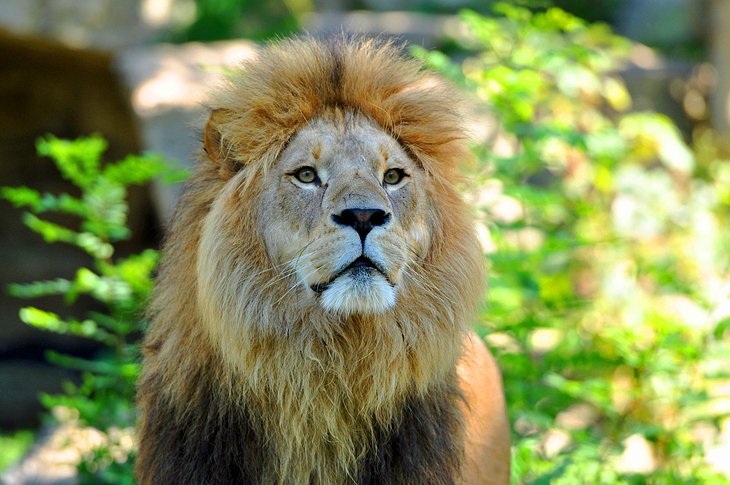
(115, 40), (258, 221)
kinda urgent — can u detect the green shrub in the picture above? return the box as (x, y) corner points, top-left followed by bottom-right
(0, 430), (35, 473)
(1, 135), (175, 484)
(4, 6), (730, 484)
(169, 0), (305, 42)
(416, 4), (730, 483)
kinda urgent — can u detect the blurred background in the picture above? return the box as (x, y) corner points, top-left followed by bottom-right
(0, 0), (729, 483)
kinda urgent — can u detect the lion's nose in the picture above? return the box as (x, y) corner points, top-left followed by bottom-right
(332, 208), (391, 244)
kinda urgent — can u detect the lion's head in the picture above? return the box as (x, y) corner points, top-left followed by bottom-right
(141, 37), (487, 483)
(203, 109), (433, 321)
(196, 37), (483, 333)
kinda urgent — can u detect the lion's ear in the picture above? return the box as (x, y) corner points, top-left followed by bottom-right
(204, 109), (237, 176)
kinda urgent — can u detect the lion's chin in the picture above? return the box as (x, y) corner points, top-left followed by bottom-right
(318, 271), (396, 316)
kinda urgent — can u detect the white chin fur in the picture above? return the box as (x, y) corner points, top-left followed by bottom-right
(319, 273), (396, 315)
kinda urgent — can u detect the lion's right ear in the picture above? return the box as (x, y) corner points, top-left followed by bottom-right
(204, 109), (237, 176)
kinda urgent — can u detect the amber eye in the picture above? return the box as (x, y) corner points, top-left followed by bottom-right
(294, 166), (318, 184)
(383, 168), (405, 185)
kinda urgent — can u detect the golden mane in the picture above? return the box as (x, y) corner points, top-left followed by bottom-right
(136, 36), (490, 484)
(208, 37), (469, 180)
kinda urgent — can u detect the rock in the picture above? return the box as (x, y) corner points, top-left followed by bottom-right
(303, 11), (459, 47)
(115, 40), (257, 222)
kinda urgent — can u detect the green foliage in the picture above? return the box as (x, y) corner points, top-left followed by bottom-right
(0, 430), (35, 473)
(4, 6), (729, 484)
(1, 135), (168, 483)
(416, 4), (730, 483)
(169, 0), (309, 42)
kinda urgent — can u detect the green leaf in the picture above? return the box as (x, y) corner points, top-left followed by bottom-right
(7, 279), (72, 299)
(1, 187), (88, 216)
(544, 374), (614, 414)
(22, 213), (78, 244)
(410, 46), (464, 84)
(107, 249), (159, 296)
(492, 3), (532, 23)
(23, 218), (115, 259)
(19, 307), (118, 345)
(70, 268), (134, 306)
(46, 351), (136, 377)
(162, 167), (190, 184)
(36, 135), (106, 189)
(0, 186), (43, 210)
(535, 7), (585, 33)
(714, 317), (730, 339)
(0, 430), (35, 473)
(76, 233), (114, 260)
(620, 112), (695, 173)
(101, 153), (166, 186)
(88, 312), (137, 335)
(82, 180), (130, 242)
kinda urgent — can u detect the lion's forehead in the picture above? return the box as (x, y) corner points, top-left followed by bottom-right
(279, 114), (408, 176)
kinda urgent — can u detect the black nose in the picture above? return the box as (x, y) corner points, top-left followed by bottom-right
(332, 208), (391, 244)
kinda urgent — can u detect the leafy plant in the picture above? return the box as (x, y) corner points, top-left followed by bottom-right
(1, 135), (171, 483)
(416, 4), (730, 483)
(169, 0), (310, 42)
(0, 430), (35, 473)
(4, 5), (730, 484)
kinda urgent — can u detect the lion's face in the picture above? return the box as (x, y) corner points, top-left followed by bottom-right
(260, 111), (431, 316)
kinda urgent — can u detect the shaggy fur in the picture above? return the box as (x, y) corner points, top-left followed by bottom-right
(136, 36), (486, 484)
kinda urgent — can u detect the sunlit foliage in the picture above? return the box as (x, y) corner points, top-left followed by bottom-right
(416, 4), (730, 483)
(0, 431), (34, 474)
(3, 5), (730, 483)
(1, 136), (173, 484)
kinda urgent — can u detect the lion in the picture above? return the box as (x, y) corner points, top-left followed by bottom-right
(136, 37), (510, 484)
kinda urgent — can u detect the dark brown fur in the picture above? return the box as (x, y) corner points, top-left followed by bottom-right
(137, 351), (464, 484)
(136, 358), (268, 485)
(357, 377), (464, 485)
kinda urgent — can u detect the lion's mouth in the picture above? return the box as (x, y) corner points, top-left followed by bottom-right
(310, 256), (388, 294)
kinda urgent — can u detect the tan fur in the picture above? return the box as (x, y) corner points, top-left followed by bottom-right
(458, 333), (512, 484)
(137, 37), (509, 484)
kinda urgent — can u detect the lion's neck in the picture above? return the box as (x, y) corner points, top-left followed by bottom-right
(214, 312), (463, 484)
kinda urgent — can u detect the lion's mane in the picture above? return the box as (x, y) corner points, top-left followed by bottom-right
(136, 37), (485, 484)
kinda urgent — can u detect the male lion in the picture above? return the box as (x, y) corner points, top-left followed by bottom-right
(136, 37), (510, 484)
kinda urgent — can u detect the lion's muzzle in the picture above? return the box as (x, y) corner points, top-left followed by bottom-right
(310, 255), (391, 295)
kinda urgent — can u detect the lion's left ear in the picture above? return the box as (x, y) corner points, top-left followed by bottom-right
(204, 109), (237, 177)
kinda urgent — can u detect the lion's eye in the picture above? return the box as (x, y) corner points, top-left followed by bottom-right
(383, 168), (405, 185)
(294, 166), (318, 184)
